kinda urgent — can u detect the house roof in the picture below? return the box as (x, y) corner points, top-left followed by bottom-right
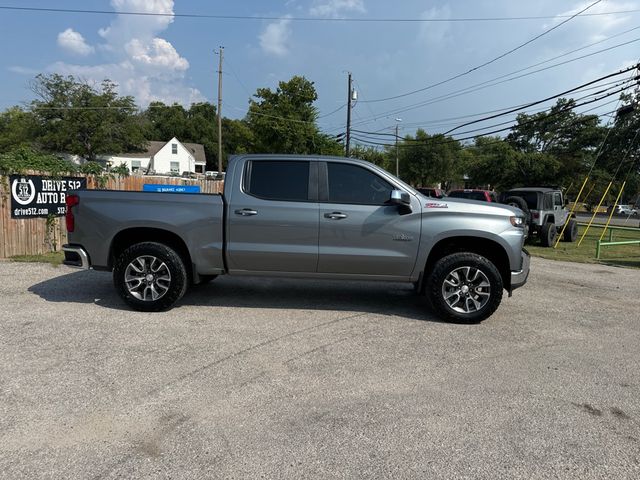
(118, 139), (206, 164)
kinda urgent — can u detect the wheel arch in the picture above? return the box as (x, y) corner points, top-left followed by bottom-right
(421, 236), (511, 292)
(109, 227), (193, 279)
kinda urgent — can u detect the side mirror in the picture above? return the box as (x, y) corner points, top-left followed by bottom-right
(388, 189), (411, 210)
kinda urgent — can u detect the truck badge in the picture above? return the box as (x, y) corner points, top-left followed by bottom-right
(393, 234), (413, 242)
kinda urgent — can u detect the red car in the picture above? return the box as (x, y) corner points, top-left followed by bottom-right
(447, 189), (498, 202)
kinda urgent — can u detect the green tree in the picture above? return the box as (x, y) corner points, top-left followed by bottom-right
(144, 102), (190, 141)
(351, 145), (390, 169)
(506, 98), (605, 187)
(30, 74), (146, 160)
(246, 76), (328, 154)
(464, 137), (518, 190)
(397, 130), (462, 188)
(0, 107), (36, 151)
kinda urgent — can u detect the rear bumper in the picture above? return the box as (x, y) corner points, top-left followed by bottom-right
(510, 248), (530, 292)
(62, 244), (91, 270)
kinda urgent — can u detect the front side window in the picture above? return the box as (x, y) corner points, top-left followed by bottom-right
(170, 161), (180, 172)
(247, 160), (309, 201)
(131, 160), (141, 172)
(172, 143), (178, 154)
(327, 163), (392, 205)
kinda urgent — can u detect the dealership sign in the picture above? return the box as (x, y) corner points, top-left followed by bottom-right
(10, 175), (87, 219)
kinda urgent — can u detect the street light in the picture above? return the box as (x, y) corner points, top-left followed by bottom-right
(395, 118), (402, 178)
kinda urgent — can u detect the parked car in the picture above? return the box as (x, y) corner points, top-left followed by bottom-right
(606, 204), (638, 216)
(416, 187), (446, 198)
(499, 187), (577, 247)
(63, 154), (529, 323)
(447, 189), (498, 202)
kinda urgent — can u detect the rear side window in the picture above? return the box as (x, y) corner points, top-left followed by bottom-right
(543, 193), (554, 210)
(553, 192), (563, 206)
(327, 163), (392, 205)
(247, 161), (309, 201)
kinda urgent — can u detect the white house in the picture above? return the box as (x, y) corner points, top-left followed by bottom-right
(106, 137), (207, 175)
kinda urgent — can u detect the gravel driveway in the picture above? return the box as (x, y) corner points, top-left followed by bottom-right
(0, 258), (639, 479)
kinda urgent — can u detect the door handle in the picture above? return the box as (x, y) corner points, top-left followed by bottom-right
(235, 208), (258, 216)
(324, 212), (348, 219)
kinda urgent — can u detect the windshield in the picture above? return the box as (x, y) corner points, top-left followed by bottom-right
(448, 191), (487, 201)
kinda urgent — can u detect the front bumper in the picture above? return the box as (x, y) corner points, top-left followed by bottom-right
(62, 244), (91, 269)
(510, 248), (530, 293)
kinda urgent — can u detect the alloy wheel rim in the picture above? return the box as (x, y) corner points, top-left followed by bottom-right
(124, 255), (171, 301)
(442, 266), (491, 314)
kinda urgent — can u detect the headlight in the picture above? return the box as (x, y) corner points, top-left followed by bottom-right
(510, 216), (525, 227)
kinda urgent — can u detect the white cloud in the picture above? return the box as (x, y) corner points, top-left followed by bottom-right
(259, 17), (292, 57)
(57, 28), (95, 56)
(45, 0), (200, 106)
(310, 0), (365, 17)
(418, 6), (452, 45)
(550, 0), (636, 41)
(125, 38), (189, 71)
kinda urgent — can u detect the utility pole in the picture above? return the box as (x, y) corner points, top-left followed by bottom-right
(345, 72), (352, 157)
(217, 46), (224, 176)
(395, 124), (399, 177)
(395, 118), (402, 178)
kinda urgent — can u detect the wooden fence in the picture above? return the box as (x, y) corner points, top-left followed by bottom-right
(0, 174), (224, 258)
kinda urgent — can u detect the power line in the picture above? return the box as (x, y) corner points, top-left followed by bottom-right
(396, 77), (633, 129)
(444, 64), (638, 134)
(349, 33), (640, 128)
(350, 95), (628, 149)
(0, 4), (637, 22)
(360, 0), (603, 104)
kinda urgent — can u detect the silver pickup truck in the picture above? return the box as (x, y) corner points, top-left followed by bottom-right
(63, 154), (530, 322)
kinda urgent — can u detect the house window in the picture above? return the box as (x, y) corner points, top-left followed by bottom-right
(170, 161), (180, 173)
(131, 160), (141, 172)
(172, 143), (178, 154)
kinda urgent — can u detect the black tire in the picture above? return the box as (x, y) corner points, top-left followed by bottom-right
(113, 242), (188, 312)
(563, 219), (578, 242)
(504, 196), (531, 224)
(426, 253), (503, 323)
(540, 222), (557, 247)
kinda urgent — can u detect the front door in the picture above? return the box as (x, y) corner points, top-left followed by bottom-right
(317, 161), (421, 277)
(226, 159), (319, 272)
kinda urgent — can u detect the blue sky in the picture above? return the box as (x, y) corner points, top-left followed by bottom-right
(1, 0), (640, 142)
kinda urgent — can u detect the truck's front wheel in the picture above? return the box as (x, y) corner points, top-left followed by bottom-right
(427, 253), (503, 323)
(113, 242), (188, 312)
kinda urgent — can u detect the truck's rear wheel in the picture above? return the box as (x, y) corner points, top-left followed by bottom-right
(427, 253), (503, 323)
(113, 242), (188, 312)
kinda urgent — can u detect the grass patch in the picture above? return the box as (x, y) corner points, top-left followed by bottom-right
(10, 251), (64, 267)
(527, 224), (640, 268)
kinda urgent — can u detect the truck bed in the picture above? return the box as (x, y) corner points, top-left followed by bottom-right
(66, 190), (225, 274)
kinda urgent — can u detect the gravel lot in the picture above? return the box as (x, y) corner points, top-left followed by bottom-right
(1, 257), (639, 479)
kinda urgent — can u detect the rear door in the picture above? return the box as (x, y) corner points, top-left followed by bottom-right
(226, 159), (319, 272)
(317, 161), (421, 277)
